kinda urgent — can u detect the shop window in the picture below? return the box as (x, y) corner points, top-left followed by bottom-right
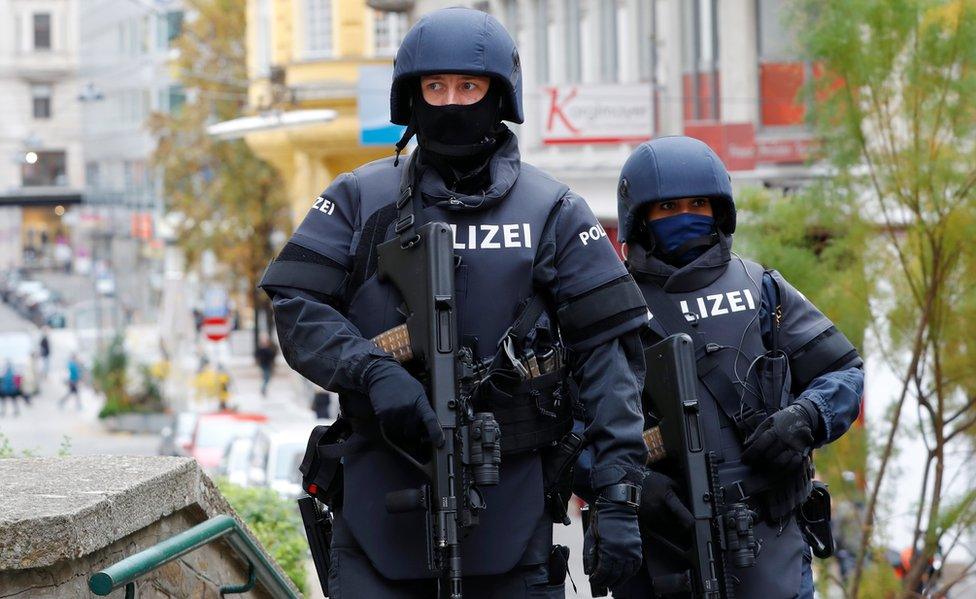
(31, 83), (52, 119)
(22, 151), (67, 187)
(681, 0), (719, 121)
(34, 13), (51, 50)
(757, 0), (808, 128)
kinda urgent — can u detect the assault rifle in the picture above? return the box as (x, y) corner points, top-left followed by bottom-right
(641, 334), (756, 599)
(374, 221), (501, 599)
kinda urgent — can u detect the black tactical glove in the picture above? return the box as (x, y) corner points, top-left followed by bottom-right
(583, 486), (643, 591)
(364, 359), (445, 447)
(639, 471), (694, 532)
(742, 399), (819, 471)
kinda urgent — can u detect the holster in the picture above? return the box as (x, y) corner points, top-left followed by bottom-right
(540, 431), (585, 524)
(298, 417), (354, 509)
(298, 494), (333, 596)
(797, 480), (835, 559)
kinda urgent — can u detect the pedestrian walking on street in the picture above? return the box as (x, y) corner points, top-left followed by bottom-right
(38, 328), (50, 379)
(1, 360), (20, 417)
(254, 335), (277, 397)
(20, 352), (38, 405)
(58, 354), (83, 410)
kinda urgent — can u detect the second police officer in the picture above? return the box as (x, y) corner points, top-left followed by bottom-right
(260, 8), (649, 598)
(610, 136), (866, 598)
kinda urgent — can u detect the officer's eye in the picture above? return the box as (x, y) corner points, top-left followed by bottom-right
(427, 82), (444, 91)
(692, 199), (708, 208)
(461, 81), (478, 91)
(659, 201), (675, 211)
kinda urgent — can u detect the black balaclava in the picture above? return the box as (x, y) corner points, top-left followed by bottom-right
(395, 80), (506, 193)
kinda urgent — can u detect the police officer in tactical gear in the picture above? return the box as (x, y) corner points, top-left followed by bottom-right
(260, 8), (648, 598)
(605, 136), (865, 598)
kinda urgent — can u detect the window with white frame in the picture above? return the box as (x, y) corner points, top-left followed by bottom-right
(33, 13), (51, 50)
(637, 0), (656, 82)
(373, 10), (408, 57)
(503, 0), (519, 36)
(31, 83), (52, 119)
(565, 0), (582, 83)
(599, 0), (618, 82)
(304, 0), (333, 59)
(534, 0), (550, 84)
(255, 0), (272, 75)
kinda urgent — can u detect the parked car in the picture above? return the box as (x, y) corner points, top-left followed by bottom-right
(217, 436), (254, 487)
(243, 419), (333, 498)
(186, 411), (268, 471)
(158, 412), (200, 456)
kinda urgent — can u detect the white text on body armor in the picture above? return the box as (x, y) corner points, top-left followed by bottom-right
(449, 223), (532, 250)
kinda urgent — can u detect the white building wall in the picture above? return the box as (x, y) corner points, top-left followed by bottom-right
(0, 0), (82, 194)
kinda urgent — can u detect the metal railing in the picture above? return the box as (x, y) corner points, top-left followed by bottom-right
(88, 514), (299, 598)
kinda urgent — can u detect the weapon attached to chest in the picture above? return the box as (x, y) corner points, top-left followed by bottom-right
(374, 219), (497, 599)
(643, 334), (756, 599)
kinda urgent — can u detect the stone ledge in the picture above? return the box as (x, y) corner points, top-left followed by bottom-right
(0, 456), (264, 573)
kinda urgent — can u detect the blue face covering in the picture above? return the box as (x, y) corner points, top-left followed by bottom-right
(648, 213), (716, 265)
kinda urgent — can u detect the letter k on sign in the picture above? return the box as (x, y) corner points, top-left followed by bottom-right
(546, 87), (581, 135)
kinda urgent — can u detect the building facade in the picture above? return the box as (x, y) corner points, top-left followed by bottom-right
(0, 0), (83, 270)
(76, 0), (185, 314)
(244, 0), (410, 223)
(412, 0), (819, 240)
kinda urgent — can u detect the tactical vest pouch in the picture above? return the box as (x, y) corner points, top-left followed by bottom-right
(751, 271), (793, 414)
(541, 432), (585, 524)
(478, 369), (574, 455)
(797, 480), (835, 559)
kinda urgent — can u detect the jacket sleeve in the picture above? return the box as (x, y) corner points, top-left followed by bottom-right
(270, 287), (392, 394)
(569, 331), (648, 491)
(533, 191), (648, 491)
(799, 366), (864, 446)
(762, 270), (864, 446)
(261, 171), (390, 394)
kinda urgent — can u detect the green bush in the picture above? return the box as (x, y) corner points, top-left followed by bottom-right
(216, 480), (308, 594)
(93, 335), (165, 418)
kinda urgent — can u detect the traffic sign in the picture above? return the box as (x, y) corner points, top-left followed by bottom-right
(202, 317), (231, 342)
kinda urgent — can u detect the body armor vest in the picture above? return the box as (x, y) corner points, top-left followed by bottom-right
(633, 255), (810, 598)
(337, 156), (571, 579)
(638, 257), (769, 488)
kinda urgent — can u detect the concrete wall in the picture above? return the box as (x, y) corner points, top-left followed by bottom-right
(0, 456), (298, 599)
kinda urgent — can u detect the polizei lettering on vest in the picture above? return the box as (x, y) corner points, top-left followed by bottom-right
(578, 222), (608, 246)
(678, 288), (757, 321)
(449, 223), (532, 250)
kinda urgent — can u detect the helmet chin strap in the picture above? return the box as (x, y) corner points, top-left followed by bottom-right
(394, 118), (417, 167)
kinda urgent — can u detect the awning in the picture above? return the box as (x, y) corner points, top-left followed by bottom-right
(0, 189), (83, 207)
(206, 109), (338, 140)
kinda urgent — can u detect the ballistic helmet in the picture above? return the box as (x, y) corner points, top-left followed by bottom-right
(390, 8), (523, 126)
(617, 136), (736, 244)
